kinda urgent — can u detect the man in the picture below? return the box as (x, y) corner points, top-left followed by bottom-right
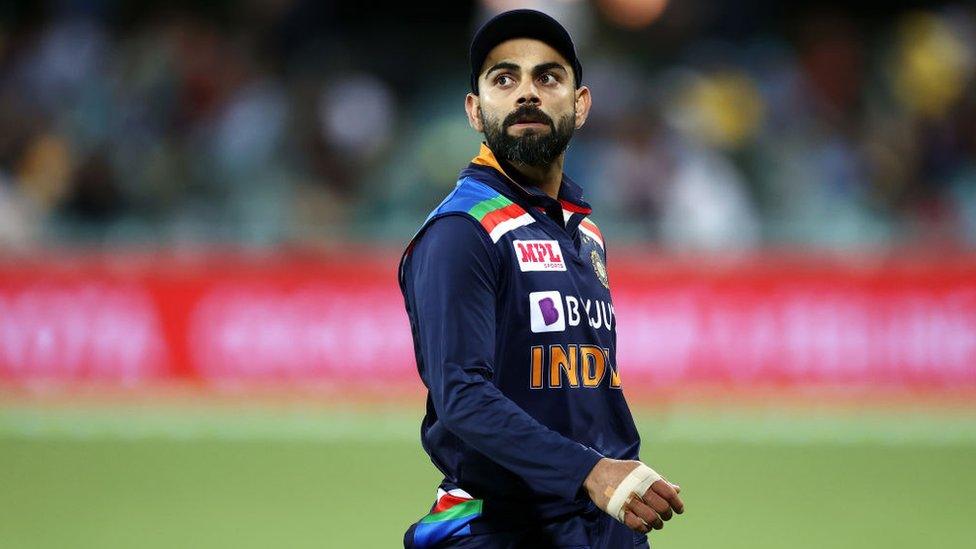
(398, 9), (684, 548)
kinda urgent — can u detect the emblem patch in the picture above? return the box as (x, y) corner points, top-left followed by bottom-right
(513, 240), (566, 272)
(529, 291), (566, 333)
(591, 250), (609, 289)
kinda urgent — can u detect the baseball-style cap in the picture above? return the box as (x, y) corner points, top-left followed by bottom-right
(469, 9), (583, 95)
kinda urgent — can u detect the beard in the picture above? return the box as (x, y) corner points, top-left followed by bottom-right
(481, 105), (575, 168)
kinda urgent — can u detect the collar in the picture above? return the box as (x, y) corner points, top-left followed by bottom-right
(467, 142), (593, 215)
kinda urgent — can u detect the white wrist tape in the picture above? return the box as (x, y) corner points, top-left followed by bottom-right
(606, 464), (663, 524)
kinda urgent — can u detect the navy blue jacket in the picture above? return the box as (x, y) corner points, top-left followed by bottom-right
(398, 143), (642, 529)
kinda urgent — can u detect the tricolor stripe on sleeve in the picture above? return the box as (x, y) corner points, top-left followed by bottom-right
(469, 194), (534, 243)
(427, 178), (535, 243)
(579, 217), (604, 250)
(410, 488), (483, 548)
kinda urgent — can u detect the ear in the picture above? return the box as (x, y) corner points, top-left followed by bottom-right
(465, 93), (484, 132)
(574, 86), (592, 129)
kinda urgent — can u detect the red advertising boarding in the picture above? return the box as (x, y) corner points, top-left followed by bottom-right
(0, 249), (974, 390)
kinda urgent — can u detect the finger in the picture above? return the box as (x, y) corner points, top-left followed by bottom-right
(650, 479), (685, 514)
(622, 509), (650, 534)
(627, 507), (663, 532)
(638, 489), (673, 521)
(626, 494), (667, 525)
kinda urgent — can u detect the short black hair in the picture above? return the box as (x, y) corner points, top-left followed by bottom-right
(469, 9), (582, 95)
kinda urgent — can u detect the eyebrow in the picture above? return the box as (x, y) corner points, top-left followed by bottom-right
(484, 61), (569, 79)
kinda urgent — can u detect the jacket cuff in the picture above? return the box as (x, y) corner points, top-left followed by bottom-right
(564, 446), (605, 501)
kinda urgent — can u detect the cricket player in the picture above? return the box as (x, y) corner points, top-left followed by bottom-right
(397, 9), (684, 548)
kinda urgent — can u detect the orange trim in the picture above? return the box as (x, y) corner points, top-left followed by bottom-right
(471, 143), (592, 213)
(471, 143), (511, 179)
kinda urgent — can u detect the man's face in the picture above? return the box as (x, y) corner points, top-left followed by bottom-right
(466, 38), (590, 168)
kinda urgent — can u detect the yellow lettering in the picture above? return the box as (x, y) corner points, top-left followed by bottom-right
(530, 346), (544, 389)
(580, 345), (606, 387)
(548, 344), (579, 388)
(605, 346), (621, 388)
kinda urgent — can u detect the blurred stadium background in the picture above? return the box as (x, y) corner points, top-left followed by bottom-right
(1, 0), (974, 547)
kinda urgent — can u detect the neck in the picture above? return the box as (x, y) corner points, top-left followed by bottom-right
(506, 154), (564, 200)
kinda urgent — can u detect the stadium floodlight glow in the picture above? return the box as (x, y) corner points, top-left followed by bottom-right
(597, 0), (670, 29)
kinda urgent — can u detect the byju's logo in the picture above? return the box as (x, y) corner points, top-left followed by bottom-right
(529, 291), (566, 333)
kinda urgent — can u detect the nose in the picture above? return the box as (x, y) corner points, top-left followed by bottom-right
(516, 80), (541, 106)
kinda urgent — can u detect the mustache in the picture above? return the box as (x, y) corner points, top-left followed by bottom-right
(503, 106), (555, 130)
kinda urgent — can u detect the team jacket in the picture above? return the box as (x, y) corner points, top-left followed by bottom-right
(398, 143), (642, 547)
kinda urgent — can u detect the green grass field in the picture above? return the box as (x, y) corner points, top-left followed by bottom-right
(2, 405), (975, 548)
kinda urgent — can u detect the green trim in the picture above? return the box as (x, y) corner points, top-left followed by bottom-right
(467, 195), (512, 220)
(419, 499), (483, 524)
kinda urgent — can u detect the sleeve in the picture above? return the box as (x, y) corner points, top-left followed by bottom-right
(405, 214), (604, 502)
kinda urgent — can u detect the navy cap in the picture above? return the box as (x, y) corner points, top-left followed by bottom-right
(469, 9), (583, 95)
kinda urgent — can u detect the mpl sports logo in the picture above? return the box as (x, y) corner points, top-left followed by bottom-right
(513, 240), (566, 272)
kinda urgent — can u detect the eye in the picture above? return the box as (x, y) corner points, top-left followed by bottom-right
(538, 72), (558, 85)
(495, 74), (514, 87)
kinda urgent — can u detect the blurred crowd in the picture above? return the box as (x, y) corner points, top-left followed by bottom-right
(0, 0), (973, 251)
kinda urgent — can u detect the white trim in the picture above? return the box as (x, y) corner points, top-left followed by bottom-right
(579, 223), (604, 249)
(488, 212), (535, 243)
(435, 487), (474, 502)
(447, 488), (473, 499)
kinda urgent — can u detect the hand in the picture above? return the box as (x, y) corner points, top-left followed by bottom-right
(582, 458), (684, 534)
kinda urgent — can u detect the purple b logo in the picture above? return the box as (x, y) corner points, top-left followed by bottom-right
(538, 297), (560, 325)
(529, 291), (565, 333)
